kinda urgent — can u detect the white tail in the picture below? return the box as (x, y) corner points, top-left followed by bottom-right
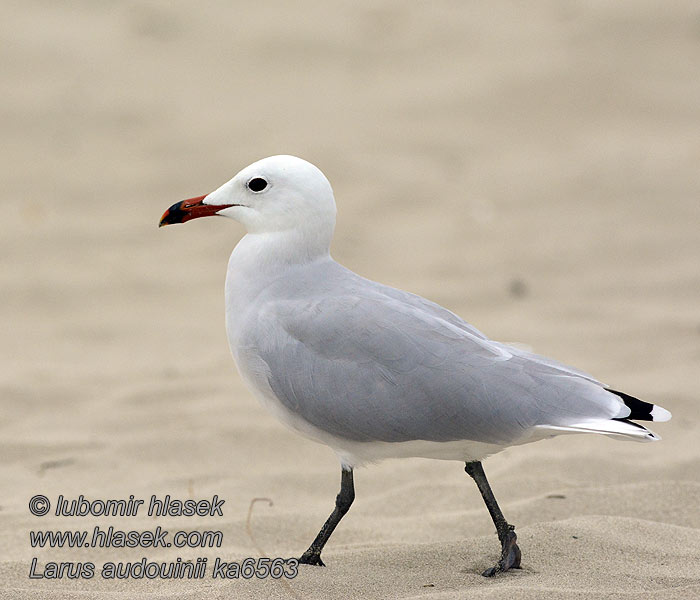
(534, 419), (660, 442)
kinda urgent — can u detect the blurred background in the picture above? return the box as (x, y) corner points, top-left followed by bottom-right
(2, 1), (699, 598)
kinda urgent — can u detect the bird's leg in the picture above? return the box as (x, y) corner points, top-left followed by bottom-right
(299, 467), (355, 566)
(464, 461), (521, 577)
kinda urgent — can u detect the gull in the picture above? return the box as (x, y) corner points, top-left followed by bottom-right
(159, 155), (671, 576)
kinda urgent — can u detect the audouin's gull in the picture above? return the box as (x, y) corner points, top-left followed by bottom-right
(160, 155), (671, 576)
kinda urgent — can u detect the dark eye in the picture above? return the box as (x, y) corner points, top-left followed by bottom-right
(247, 177), (268, 192)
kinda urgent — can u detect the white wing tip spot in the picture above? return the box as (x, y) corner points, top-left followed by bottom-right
(651, 405), (672, 422)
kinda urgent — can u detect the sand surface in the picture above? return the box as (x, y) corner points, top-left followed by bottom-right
(2, 1), (700, 598)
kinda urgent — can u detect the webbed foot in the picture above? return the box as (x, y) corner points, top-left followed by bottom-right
(481, 527), (521, 577)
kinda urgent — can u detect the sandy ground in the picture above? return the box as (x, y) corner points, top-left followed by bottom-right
(2, 1), (700, 598)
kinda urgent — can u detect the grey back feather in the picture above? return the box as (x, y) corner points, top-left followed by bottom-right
(234, 261), (625, 445)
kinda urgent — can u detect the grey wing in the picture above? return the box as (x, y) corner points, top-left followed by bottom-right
(354, 270), (600, 384)
(493, 343), (604, 385)
(248, 294), (626, 445)
(368, 279), (490, 340)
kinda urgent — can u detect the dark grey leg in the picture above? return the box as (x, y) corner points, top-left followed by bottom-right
(299, 467), (355, 566)
(464, 461), (521, 576)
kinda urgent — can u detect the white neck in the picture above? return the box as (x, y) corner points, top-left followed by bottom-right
(235, 227), (331, 267)
(225, 228), (333, 310)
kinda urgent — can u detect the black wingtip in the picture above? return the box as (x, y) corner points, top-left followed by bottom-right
(608, 388), (655, 421)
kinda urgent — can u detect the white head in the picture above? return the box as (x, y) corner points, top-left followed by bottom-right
(160, 155), (337, 241)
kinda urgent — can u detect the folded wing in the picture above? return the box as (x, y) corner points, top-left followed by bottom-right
(242, 286), (640, 446)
